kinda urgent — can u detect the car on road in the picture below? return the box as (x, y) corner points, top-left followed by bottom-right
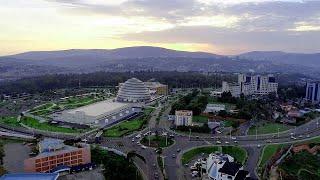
(172, 154), (176, 158)
(257, 144), (261, 148)
(196, 136), (199, 139)
(141, 145), (147, 149)
(298, 135), (303, 138)
(266, 140), (272, 143)
(231, 137), (236, 140)
(154, 172), (159, 178)
(307, 134), (310, 138)
(291, 136), (297, 140)
(234, 141), (238, 143)
(135, 134), (141, 138)
(225, 141), (229, 144)
(131, 138), (135, 142)
(177, 149), (181, 152)
(216, 141), (221, 144)
(191, 171), (199, 177)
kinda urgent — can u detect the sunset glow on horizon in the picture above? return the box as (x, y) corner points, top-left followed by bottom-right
(1, 0), (319, 55)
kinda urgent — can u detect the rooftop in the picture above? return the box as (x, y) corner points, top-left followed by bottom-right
(39, 138), (64, 153)
(218, 161), (242, 176)
(66, 99), (129, 117)
(0, 173), (59, 180)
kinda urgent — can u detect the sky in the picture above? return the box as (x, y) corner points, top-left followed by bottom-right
(0, 0), (320, 55)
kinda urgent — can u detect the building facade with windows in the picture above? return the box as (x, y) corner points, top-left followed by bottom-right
(24, 139), (91, 173)
(222, 74), (278, 97)
(175, 110), (193, 126)
(305, 82), (320, 104)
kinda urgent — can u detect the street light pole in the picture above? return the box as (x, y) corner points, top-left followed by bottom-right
(255, 125), (258, 140)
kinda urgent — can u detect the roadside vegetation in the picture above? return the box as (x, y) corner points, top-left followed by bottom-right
(0, 117), (22, 127)
(141, 135), (174, 148)
(248, 122), (293, 135)
(91, 146), (142, 180)
(20, 116), (82, 133)
(278, 151), (320, 180)
(258, 144), (286, 168)
(29, 95), (106, 117)
(181, 146), (247, 165)
(103, 108), (153, 137)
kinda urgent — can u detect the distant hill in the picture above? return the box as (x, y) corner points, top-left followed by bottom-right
(8, 46), (222, 60)
(0, 47), (319, 80)
(237, 51), (320, 67)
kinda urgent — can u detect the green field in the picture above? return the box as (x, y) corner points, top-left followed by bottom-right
(141, 135), (174, 148)
(193, 115), (208, 123)
(181, 146), (247, 164)
(258, 144), (286, 168)
(0, 117), (22, 127)
(29, 96), (105, 116)
(248, 122), (293, 135)
(103, 108), (153, 137)
(103, 119), (145, 137)
(20, 116), (81, 133)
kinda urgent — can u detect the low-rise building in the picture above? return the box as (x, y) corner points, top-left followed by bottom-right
(24, 138), (91, 173)
(204, 104), (226, 113)
(144, 81), (168, 96)
(175, 110), (192, 126)
(205, 153), (250, 180)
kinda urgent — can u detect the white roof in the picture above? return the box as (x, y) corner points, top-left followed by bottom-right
(66, 99), (129, 117)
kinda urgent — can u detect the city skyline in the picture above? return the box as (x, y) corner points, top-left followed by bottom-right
(1, 0), (320, 56)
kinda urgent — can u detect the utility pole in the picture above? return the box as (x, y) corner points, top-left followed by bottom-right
(165, 135), (168, 146)
(189, 128), (191, 140)
(148, 126), (151, 147)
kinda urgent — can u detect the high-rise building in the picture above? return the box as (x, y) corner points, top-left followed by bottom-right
(305, 82), (320, 104)
(222, 74), (278, 97)
(175, 110), (193, 126)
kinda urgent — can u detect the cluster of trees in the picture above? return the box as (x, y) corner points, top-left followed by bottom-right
(0, 71), (234, 94)
(91, 146), (142, 180)
(176, 123), (211, 133)
(170, 90), (208, 115)
(218, 92), (276, 121)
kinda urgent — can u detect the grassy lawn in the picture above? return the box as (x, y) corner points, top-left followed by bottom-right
(0, 117), (22, 127)
(258, 144), (286, 168)
(29, 96), (105, 116)
(223, 120), (236, 127)
(141, 135), (174, 148)
(103, 118), (145, 137)
(181, 146), (247, 164)
(21, 116), (81, 133)
(248, 122), (293, 135)
(103, 108), (154, 137)
(193, 115), (208, 123)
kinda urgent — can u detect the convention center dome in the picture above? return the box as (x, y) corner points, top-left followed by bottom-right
(116, 78), (151, 103)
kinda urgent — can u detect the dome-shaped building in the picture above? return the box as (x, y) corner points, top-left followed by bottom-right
(116, 78), (151, 103)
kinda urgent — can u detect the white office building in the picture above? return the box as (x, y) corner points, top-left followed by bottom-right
(222, 74), (278, 97)
(305, 82), (320, 104)
(175, 110), (192, 126)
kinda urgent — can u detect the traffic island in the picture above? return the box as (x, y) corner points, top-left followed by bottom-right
(140, 135), (174, 148)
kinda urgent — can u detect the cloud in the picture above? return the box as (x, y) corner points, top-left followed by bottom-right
(122, 25), (320, 53)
